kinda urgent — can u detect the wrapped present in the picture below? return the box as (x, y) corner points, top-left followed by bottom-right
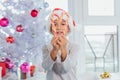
(30, 65), (35, 77)
(0, 62), (6, 77)
(0, 67), (2, 80)
(100, 72), (111, 79)
(20, 62), (30, 79)
(21, 72), (27, 79)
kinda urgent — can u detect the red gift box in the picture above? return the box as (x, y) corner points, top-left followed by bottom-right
(30, 65), (35, 77)
(0, 62), (6, 77)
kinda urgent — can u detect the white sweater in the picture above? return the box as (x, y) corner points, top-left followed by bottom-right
(42, 42), (79, 80)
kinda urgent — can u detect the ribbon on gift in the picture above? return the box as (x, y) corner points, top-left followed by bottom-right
(5, 62), (14, 69)
(5, 58), (14, 69)
(0, 62), (6, 77)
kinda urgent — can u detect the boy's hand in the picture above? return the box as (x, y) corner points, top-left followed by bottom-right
(51, 37), (60, 61)
(51, 37), (60, 51)
(57, 36), (68, 62)
(57, 36), (67, 49)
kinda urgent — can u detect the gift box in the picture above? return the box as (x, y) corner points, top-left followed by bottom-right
(0, 67), (2, 80)
(21, 72), (27, 79)
(20, 62), (30, 79)
(30, 65), (35, 77)
(0, 62), (6, 77)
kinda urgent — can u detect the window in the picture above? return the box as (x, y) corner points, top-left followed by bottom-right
(88, 0), (114, 16)
(67, 0), (120, 73)
(85, 25), (118, 72)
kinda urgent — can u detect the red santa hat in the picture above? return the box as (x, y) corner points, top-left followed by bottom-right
(45, 8), (76, 34)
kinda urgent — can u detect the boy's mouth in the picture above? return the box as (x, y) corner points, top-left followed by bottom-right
(56, 31), (64, 36)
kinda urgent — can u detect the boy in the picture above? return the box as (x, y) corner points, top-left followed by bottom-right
(42, 8), (79, 80)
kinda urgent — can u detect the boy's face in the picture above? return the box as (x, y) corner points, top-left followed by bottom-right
(51, 19), (69, 37)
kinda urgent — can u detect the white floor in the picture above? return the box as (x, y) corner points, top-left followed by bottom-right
(2, 71), (120, 80)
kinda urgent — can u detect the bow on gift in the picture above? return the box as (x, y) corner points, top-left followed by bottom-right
(20, 62), (30, 73)
(5, 58), (14, 69)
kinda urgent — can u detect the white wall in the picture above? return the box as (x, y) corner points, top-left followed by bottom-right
(68, 0), (86, 77)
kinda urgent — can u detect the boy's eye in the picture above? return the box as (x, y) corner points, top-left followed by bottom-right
(54, 23), (57, 26)
(62, 23), (65, 25)
(61, 22), (66, 25)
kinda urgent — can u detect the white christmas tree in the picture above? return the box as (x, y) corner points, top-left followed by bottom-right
(0, 0), (50, 61)
(0, 0), (51, 79)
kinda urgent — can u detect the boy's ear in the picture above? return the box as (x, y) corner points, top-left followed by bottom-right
(50, 24), (53, 33)
(67, 25), (70, 33)
(50, 24), (56, 35)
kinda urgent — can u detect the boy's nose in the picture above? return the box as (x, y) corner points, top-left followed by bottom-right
(57, 24), (61, 29)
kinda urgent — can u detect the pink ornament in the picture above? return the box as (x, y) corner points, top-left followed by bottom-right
(0, 17), (9, 27)
(5, 62), (14, 69)
(16, 24), (24, 32)
(20, 62), (30, 73)
(31, 9), (38, 17)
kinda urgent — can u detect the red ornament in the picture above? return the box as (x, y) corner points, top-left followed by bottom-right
(31, 9), (38, 17)
(16, 25), (24, 32)
(6, 36), (14, 44)
(0, 17), (9, 27)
